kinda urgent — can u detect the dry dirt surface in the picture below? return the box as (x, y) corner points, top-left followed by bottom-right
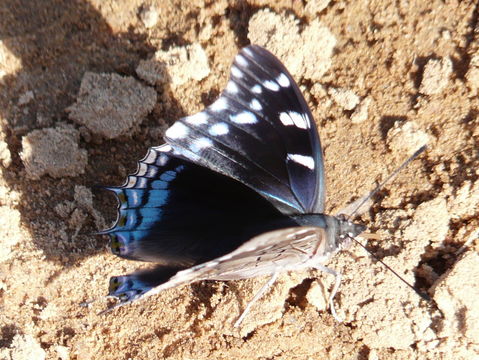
(1, 1), (479, 359)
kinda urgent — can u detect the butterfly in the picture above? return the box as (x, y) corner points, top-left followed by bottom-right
(100, 45), (366, 325)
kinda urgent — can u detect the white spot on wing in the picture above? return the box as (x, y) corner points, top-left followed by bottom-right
(279, 112), (294, 126)
(125, 176), (137, 188)
(209, 122), (229, 136)
(243, 47), (253, 57)
(210, 97), (228, 112)
(143, 149), (157, 164)
(146, 166), (158, 177)
(226, 81), (239, 94)
(230, 111), (257, 124)
(130, 190), (140, 206)
(166, 122), (189, 139)
(249, 99), (262, 111)
(137, 177), (147, 188)
(291, 112), (309, 129)
(137, 163), (148, 176)
(279, 111), (309, 129)
(185, 112), (208, 125)
(235, 54), (248, 67)
(252, 84), (262, 94)
(277, 73), (291, 87)
(287, 154), (315, 169)
(157, 154), (168, 166)
(158, 144), (172, 152)
(263, 80), (280, 91)
(231, 66), (243, 78)
(189, 137), (213, 152)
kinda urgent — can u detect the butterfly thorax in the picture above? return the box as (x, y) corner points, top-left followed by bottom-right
(291, 213), (366, 260)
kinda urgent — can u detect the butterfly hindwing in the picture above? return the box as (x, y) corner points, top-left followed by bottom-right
(165, 45), (326, 214)
(172, 226), (328, 282)
(101, 144), (296, 266)
(107, 266), (183, 303)
(108, 227), (327, 305)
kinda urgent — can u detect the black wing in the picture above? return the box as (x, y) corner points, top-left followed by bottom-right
(100, 145), (296, 266)
(164, 45), (326, 215)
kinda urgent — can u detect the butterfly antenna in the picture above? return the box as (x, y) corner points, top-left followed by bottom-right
(351, 236), (431, 301)
(348, 145), (427, 218)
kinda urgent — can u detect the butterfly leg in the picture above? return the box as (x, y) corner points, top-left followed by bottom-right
(313, 265), (343, 322)
(234, 272), (278, 328)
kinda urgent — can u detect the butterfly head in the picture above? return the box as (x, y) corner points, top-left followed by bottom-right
(336, 214), (366, 250)
(292, 214), (366, 256)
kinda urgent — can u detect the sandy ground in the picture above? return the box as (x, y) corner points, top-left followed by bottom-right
(1, 1), (479, 359)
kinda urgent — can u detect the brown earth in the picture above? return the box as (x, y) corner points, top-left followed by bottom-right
(1, 1), (478, 359)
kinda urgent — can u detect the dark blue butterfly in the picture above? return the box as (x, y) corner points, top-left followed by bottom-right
(100, 45), (365, 324)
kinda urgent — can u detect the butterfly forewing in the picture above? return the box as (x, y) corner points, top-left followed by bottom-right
(165, 45), (326, 214)
(167, 227), (327, 283)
